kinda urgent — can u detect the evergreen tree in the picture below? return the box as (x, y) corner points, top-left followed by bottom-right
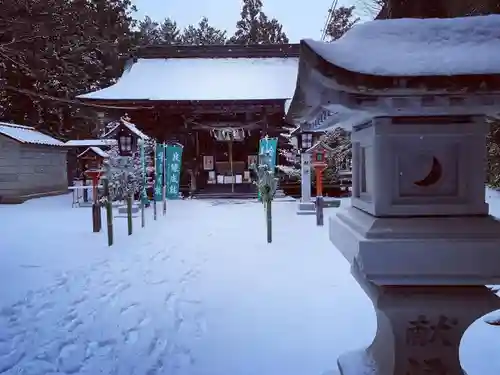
(181, 17), (227, 45)
(230, 0), (289, 44)
(0, 0), (136, 138)
(134, 17), (181, 45)
(158, 18), (181, 44)
(136, 16), (161, 45)
(326, 5), (360, 41)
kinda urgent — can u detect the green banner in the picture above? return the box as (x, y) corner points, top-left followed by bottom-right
(257, 137), (278, 200)
(258, 137), (278, 170)
(154, 143), (164, 202)
(165, 144), (183, 199)
(140, 141), (148, 204)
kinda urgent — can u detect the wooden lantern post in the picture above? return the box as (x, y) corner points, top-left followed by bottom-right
(307, 142), (333, 197)
(84, 169), (103, 233)
(308, 142), (332, 226)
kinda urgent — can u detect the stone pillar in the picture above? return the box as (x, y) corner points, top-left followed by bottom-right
(297, 152), (315, 214)
(330, 114), (500, 374)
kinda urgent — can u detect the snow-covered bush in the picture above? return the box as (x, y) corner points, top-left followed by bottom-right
(252, 159), (278, 202)
(100, 121), (155, 202)
(277, 127), (352, 181)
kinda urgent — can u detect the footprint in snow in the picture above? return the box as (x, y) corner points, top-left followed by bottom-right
(124, 329), (139, 345)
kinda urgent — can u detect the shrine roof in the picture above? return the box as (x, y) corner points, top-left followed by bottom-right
(0, 122), (64, 146)
(102, 118), (150, 140)
(306, 141), (335, 154)
(77, 44), (300, 102)
(303, 15), (500, 77)
(77, 147), (109, 159)
(64, 139), (117, 147)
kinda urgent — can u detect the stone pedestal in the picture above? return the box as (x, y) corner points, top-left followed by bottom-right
(297, 152), (315, 215)
(337, 263), (500, 375)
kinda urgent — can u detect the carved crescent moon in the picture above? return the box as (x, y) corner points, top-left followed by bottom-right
(413, 157), (442, 187)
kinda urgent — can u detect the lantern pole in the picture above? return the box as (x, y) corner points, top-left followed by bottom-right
(297, 130), (315, 215)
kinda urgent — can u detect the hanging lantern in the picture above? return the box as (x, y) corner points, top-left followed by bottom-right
(117, 127), (133, 156)
(299, 130), (314, 151)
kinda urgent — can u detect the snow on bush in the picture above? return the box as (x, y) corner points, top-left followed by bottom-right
(100, 121), (155, 202)
(277, 127), (351, 181)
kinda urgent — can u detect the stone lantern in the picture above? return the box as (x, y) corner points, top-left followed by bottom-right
(287, 15), (500, 375)
(291, 128), (316, 214)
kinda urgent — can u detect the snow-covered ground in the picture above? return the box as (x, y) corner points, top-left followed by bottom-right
(0, 193), (499, 375)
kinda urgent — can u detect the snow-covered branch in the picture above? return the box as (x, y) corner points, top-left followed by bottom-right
(276, 126), (352, 181)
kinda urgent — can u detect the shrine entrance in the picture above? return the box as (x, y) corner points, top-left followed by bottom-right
(199, 127), (259, 195)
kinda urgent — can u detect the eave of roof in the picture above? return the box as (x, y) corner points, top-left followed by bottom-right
(102, 118), (149, 140)
(77, 147), (109, 158)
(131, 43), (301, 59)
(0, 122), (64, 146)
(64, 139), (117, 147)
(77, 55), (299, 103)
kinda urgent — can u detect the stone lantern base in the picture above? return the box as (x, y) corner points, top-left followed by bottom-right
(330, 207), (500, 286)
(336, 263), (500, 375)
(329, 207), (500, 375)
(297, 201), (316, 215)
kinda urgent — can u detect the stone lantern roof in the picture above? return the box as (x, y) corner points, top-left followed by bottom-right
(286, 15), (500, 132)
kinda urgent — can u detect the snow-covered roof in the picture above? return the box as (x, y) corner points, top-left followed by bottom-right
(306, 141), (335, 154)
(77, 147), (109, 159)
(102, 118), (150, 140)
(0, 122), (64, 146)
(304, 15), (500, 77)
(77, 57), (299, 101)
(64, 139), (117, 147)
(121, 119), (149, 140)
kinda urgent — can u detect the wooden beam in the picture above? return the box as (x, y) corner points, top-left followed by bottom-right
(77, 99), (285, 114)
(131, 43), (301, 60)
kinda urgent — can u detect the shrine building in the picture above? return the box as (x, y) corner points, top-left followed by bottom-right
(77, 44), (300, 197)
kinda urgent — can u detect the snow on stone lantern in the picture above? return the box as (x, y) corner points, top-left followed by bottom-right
(287, 15), (500, 375)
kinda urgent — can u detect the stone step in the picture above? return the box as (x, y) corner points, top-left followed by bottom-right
(118, 205), (140, 214)
(193, 193), (258, 200)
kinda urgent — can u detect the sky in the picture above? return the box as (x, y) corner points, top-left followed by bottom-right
(132, 0), (373, 42)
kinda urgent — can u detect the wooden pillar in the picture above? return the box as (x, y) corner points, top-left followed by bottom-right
(388, 0), (448, 18)
(315, 166), (323, 197)
(229, 139), (234, 193)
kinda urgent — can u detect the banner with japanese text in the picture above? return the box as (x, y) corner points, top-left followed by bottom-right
(154, 143), (164, 202)
(258, 137), (278, 171)
(165, 144), (183, 199)
(257, 137), (278, 200)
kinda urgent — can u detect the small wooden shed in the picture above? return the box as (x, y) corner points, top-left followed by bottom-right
(64, 138), (116, 183)
(0, 122), (68, 203)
